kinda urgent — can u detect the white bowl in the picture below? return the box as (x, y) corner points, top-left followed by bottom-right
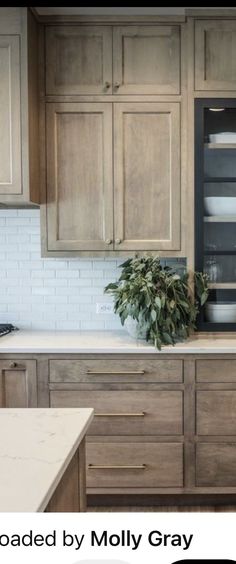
(209, 132), (236, 143)
(204, 197), (236, 216)
(205, 302), (236, 323)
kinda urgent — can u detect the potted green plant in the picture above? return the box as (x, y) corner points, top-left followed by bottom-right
(104, 255), (209, 350)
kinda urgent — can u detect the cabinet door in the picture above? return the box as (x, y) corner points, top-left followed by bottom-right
(0, 36), (21, 195)
(0, 360), (37, 407)
(46, 26), (112, 95)
(114, 102), (181, 251)
(195, 20), (236, 91)
(113, 26), (180, 95)
(46, 103), (113, 251)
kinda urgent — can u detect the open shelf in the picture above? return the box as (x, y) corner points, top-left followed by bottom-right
(205, 143), (236, 149)
(204, 215), (236, 222)
(204, 177), (236, 183)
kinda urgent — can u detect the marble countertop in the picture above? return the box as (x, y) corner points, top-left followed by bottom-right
(0, 330), (236, 353)
(0, 408), (93, 512)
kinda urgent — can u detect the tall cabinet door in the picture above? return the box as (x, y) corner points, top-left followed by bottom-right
(46, 26), (112, 95)
(113, 26), (180, 95)
(0, 360), (37, 408)
(46, 103), (113, 252)
(0, 36), (21, 195)
(114, 103), (181, 251)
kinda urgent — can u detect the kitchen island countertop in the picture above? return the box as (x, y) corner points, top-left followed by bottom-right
(0, 330), (236, 354)
(0, 408), (93, 512)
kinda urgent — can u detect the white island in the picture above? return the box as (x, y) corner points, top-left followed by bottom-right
(0, 408), (93, 512)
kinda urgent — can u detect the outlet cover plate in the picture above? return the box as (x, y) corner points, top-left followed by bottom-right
(96, 303), (113, 314)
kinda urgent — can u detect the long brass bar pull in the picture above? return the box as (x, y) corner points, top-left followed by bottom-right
(86, 370), (145, 375)
(88, 464), (146, 470)
(95, 412), (146, 417)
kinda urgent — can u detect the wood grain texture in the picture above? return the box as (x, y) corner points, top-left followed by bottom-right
(113, 25), (180, 95)
(0, 35), (21, 195)
(45, 450), (80, 512)
(46, 26), (112, 95)
(86, 442), (183, 488)
(197, 390), (236, 435)
(196, 359), (236, 382)
(196, 443), (236, 487)
(50, 390), (183, 436)
(49, 358), (183, 383)
(114, 102), (181, 251)
(0, 360), (37, 408)
(195, 19), (236, 91)
(46, 102), (113, 251)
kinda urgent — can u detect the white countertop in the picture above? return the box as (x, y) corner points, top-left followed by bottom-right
(0, 330), (236, 354)
(0, 408), (93, 512)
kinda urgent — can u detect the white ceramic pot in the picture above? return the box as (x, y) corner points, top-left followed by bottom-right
(124, 316), (149, 340)
(205, 302), (236, 323)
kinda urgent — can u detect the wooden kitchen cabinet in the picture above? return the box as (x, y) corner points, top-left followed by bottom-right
(45, 24), (180, 96)
(46, 102), (113, 252)
(0, 8), (40, 204)
(113, 25), (180, 95)
(46, 26), (112, 95)
(0, 360), (37, 407)
(195, 20), (236, 91)
(43, 101), (181, 254)
(114, 102), (181, 251)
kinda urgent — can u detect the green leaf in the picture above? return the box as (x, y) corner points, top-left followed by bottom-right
(151, 309), (157, 322)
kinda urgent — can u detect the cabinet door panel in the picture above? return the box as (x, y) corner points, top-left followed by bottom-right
(0, 36), (21, 195)
(113, 25), (180, 94)
(46, 26), (112, 95)
(197, 391), (236, 435)
(46, 103), (113, 251)
(196, 443), (236, 487)
(114, 102), (180, 251)
(0, 360), (37, 407)
(195, 20), (236, 90)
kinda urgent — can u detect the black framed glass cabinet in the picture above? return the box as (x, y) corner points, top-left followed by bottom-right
(195, 99), (236, 330)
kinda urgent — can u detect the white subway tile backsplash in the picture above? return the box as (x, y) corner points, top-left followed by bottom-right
(0, 210), (186, 330)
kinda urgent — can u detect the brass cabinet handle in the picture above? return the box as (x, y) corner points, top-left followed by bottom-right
(115, 238), (122, 244)
(104, 81), (111, 89)
(95, 411), (146, 417)
(10, 362), (18, 368)
(88, 464), (146, 470)
(114, 81), (120, 89)
(105, 238), (112, 245)
(86, 370), (145, 375)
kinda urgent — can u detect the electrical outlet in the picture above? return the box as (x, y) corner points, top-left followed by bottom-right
(96, 303), (113, 314)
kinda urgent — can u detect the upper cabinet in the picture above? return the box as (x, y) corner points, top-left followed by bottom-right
(113, 26), (180, 95)
(0, 8), (40, 204)
(46, 26), (112, 95)
(195, 20), (236, 91)
(45, 24), (181, 96)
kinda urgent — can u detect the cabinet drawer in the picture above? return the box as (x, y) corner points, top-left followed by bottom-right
(50, 390), (183, 436)
(87, 442), (183, 488)
(49, 359), (183, 383)
(196, 360), (236, 383)
(196, 443), (236, 487)
(197, 391), (236, 435)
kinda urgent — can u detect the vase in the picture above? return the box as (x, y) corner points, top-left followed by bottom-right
(124, 315), (149, 340)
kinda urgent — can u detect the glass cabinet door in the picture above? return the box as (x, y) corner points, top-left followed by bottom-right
(195, 99), (236, 329)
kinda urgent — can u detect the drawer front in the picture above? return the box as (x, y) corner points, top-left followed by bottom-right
(87, 442), (183, 488)
(196, 443), (236, 487)
(49, 359), (183, 384)
(197, 391), (236, 435)
(196, 360), (236, 383)
(50, 390), (183, 435)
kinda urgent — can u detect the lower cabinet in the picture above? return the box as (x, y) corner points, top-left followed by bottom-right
(0, 359), (37, 407)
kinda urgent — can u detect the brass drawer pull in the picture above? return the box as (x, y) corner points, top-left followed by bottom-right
(86, 370), (145, 375)
(95, 412), (146, 417)
(10, 362), (18, 369)
(88, 464), (146, 470)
